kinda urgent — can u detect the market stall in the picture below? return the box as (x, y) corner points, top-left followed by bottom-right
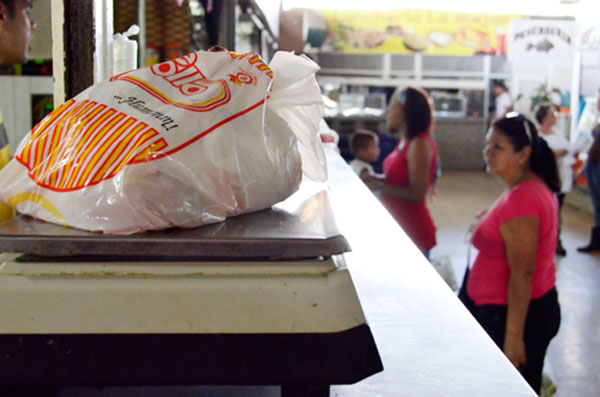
(0, 1), (593, 395)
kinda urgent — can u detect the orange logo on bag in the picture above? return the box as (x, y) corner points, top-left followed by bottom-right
(228, 70), (256, 86)
(228, 52), (273, 78)
(16, 99), (167, 192)
(110, 53), (231, 112)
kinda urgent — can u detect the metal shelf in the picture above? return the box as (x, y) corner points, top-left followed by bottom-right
(314, 52), (513, 121)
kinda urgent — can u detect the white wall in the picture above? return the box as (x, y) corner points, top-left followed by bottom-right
(511, 63), (572, 118)
(29, 0), (52, 60)
(0, 76), (54, 149)
(581, 50), (600, 97)
(507, 19), (577, 125)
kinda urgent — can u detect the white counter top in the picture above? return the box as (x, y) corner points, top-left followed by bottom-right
(323, 149), (535, 396)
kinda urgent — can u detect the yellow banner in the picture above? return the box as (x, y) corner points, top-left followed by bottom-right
(319, 9), (523, 55)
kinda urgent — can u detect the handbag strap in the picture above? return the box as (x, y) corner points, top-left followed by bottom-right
(466, 242), (472, 270)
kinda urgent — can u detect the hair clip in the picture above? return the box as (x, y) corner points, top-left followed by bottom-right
(394, 88), (406, 105)
(505, 112), (532, 144)
(523, 120), (532, 144)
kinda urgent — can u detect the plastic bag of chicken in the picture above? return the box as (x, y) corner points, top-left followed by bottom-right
(0, 50), (326, 234)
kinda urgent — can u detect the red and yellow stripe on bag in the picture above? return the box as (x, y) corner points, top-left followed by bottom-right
(16, 99), (167, 192)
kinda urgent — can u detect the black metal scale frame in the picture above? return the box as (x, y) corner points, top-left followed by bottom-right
(0, 208), (382, 396)
(0, 327), (382, 396)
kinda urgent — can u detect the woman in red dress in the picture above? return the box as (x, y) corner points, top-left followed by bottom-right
(380, 87), (438, 257)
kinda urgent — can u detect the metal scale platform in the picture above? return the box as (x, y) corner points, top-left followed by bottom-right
(0, 182), (383, 396)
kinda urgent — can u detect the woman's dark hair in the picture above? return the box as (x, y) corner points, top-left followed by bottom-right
(493, 80), (508, 91)
(404, 87), (432, 140)
(0, 0), (15, 16)
(493, 114), (560, 192)
(535, 104), (553, 124)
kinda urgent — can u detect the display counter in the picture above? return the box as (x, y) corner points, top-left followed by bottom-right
(324, 115), (385, 136)
(0, 149), (535, 396)
(434, 117), (487, 171)
(326, 114), (488, 172)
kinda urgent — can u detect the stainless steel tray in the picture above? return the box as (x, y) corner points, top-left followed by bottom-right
(0, 187), (350, 259)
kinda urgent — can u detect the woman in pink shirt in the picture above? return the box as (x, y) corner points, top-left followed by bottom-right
(459, 113), (561, 394)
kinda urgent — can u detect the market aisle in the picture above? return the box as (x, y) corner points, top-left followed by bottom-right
(430, 171), (600, 397)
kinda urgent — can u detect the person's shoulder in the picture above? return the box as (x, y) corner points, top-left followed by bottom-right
(497, 181), (551, 219)
(539, 131), (557, 145)
(499, 91), (512, 103)
(410, 132), (433, 141)
(409, 133), (435, 149)
(350, 158), (369, 173)
(511, 180), (553, 203)
(350, 158), (367, 166)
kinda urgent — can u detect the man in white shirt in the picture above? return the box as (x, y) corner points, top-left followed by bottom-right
(536, 104), (575, 255)
(492, 80), (513, 124)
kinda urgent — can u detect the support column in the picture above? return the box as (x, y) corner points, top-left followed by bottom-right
(63, 0), (95, 100)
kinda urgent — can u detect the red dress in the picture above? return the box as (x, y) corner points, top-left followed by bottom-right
(381, 133), (437, 253)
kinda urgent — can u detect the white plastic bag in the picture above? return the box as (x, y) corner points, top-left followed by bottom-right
(572, 97), (599, 153)
(430, 256), (458, 291)
(0, 50), (326, 234)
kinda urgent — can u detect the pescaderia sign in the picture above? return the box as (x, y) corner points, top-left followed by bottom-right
(508, 19), (577, 65)
(318, 8), (523, 55)
(513, 27), (571, 44)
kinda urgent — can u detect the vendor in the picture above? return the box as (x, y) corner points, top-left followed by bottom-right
(0, 0), (36, 222)
(491, 80), (513, 125)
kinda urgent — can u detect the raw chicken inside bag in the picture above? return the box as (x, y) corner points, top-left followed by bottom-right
(0, 50), (326, 234)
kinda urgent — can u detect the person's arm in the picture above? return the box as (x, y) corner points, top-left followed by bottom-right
(499, 215), (539, 369)
(382, 135), (433, 202)
(553, 149), (568, 158)
(360, 170), (384, 191)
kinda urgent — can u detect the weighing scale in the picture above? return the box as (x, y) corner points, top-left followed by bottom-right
(0, 182), (383, 396)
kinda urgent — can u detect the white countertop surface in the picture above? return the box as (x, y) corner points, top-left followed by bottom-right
(323, 148), (535, 396)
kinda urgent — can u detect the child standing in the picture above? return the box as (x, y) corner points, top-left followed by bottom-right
(349, 129), (384, 191)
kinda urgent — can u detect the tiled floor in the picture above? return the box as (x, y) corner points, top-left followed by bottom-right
(429, 171), (600, 397)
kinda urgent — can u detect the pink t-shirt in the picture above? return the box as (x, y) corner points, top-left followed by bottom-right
(467, 180), (558, 306)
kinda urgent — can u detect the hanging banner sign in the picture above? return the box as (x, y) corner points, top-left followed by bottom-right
(318, 9), (523, 55)
(507, 19), (577, 65)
